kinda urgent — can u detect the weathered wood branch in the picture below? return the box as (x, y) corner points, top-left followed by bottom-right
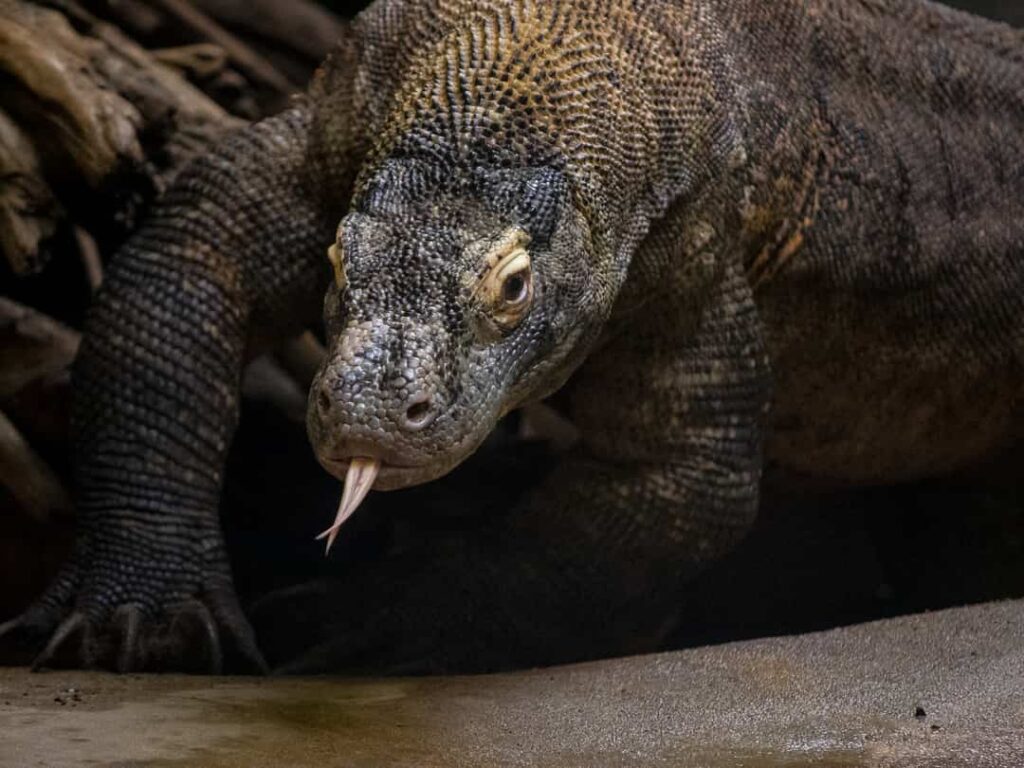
(0, 410), (72, 523)
(148, 0), (296, 93)
(0, 108), (60, 276)
(0, 0), (243, 268)
(193, 0), (345, 63)
(0, 298), (80, 400)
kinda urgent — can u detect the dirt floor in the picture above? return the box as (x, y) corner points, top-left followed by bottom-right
(2, 599), (1022, 768)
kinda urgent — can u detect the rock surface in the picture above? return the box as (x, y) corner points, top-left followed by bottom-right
(1, 599), (1022, 767)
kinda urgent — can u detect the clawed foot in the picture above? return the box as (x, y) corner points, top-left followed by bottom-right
(0, 562), (267, 674)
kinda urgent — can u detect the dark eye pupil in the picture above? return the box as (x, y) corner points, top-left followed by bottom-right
(503, 273), (526, 303)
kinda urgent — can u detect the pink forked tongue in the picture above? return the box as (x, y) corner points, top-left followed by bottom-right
(316, 457), (380, 554)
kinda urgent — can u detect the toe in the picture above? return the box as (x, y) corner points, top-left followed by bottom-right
(113, 604), (144, 673)
(31, 611), (87, 672)
(171, 599), (224, 674)
(207, 588), (268, 674)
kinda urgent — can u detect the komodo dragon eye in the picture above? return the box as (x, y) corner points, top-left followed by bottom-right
(473, 227), (533, 331)
(327, 242), (347, 290)
(503, 271), (529, 305)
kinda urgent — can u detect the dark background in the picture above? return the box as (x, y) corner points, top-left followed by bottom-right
(945, 0), (1024, 24)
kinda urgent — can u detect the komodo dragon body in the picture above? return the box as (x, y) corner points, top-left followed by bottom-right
(3, 0), (1022, 673)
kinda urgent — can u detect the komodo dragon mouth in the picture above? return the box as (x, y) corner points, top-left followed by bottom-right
(317, 457), (379, 553)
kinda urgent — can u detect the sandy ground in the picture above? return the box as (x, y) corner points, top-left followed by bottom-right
(1, 599), (1022, 767)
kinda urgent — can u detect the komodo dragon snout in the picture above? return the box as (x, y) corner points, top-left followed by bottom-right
(306, 161), (603, 549)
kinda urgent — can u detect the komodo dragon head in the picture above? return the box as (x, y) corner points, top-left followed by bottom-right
(307, 156), (604, 546)
(304, 1), (741, 547)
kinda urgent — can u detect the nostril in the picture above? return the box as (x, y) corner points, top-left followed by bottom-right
(402, 395), (436, 431)
(317, 387), (332, 415)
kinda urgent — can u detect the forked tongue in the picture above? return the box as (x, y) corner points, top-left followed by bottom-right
(316, 457), (380, 554)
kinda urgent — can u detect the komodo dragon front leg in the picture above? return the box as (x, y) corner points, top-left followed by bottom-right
(264, 262), (770, 674)
(0, 106), (340, 672)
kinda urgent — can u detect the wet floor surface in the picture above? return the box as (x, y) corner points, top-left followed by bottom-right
(2, 600), (1022, 767)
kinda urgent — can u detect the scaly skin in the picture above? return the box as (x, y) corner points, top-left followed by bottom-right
(3, 0), (1022, 673)
(1, 107), (342, 671)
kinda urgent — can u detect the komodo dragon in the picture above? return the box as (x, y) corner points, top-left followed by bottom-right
(3, 0), (1022, 674)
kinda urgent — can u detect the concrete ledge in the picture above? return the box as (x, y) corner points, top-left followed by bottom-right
(2, 600), (1022, 767)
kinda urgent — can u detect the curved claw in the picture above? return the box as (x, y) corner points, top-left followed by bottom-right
(0, 599), (62, 645)
(31, 612), (86, 672)
(114, 604), (143, 673)
(0, 616), (23, 642)
(79, 622), (100, 669)
(172, 600), (223, 675)
(207, 587), (269, 674)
